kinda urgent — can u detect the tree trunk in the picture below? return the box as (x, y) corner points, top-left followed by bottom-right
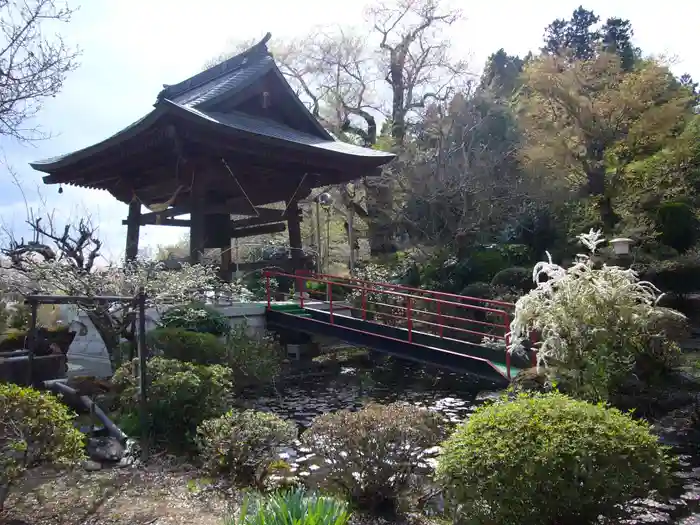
(586, 147), (619, 232)
(364, 177), (396, 256)
(0, 483), (10, 512)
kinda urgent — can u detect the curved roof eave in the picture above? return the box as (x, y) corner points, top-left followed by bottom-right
(30, 99), (394, 175)
(29, 105), (170, 173)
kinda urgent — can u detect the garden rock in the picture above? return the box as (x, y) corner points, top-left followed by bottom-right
(82, 459), (103, 472)
(86, 436), (125, 463)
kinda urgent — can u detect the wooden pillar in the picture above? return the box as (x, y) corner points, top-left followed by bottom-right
(286, 199), (303, 272)
(125, 200), (141, 263)
(190, 189), (205, 265)
(220, 244), (232, 282)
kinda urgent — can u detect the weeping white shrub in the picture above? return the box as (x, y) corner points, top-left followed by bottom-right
(508, 229), (687, 400)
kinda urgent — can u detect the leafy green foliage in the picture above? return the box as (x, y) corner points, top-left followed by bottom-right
(491, 266), (534, 292)
(225, 325), (285, 387)
(301, 402), (445, 514)
(197, 409), (297, 487)
(520, 51), (695, 230)
(227, 488), (350, 525)
(147, 327), (228, 365)
(437, 392), (672, 525)
(655, 201), (698, 252)
(509, 231), (686, 401)
(502, 204), (565, 262)
(159, 302), (231, 336)
(0, 383), (85, 509)
(113, 357), (233, 452)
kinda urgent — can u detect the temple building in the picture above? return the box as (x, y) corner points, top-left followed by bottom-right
(29, 33), (394, 279)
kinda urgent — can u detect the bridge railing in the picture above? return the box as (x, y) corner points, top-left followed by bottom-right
(264, 270), (520, 379)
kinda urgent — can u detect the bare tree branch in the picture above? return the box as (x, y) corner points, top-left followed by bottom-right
(0, 0), (80, 142)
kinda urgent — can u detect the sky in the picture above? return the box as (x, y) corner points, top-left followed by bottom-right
(0, 0), (698, 261)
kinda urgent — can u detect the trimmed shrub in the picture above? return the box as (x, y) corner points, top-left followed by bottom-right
(642, 254), (700, 295)
(655, 201), (698, 253)
(301, 402), (445, 514)
(113, 357), (233, 452)
(197, 409), (297, 487)
(491, 266), (534, 292)
(159, 302), (231, 336)
(437, 392), (672, 525)
(0, 383), (85, 510)
(227, 488), (350, 525)
(459, 281), (494, 299)
(147, 327), (228, 365)
(226, 325), (285, 386)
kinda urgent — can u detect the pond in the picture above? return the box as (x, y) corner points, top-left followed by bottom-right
(240, 352), (700, 525)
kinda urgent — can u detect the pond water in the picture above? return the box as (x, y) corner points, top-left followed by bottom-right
(240, 354), (700, 524)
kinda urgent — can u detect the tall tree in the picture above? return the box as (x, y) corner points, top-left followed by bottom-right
(543, 6), (600, 60)
(396, 88), (552, 251)
(518, 53), (695, 231)
(479, 49), (525, 99)
(543, 7), (637, 70)
(0, 0), (80, 141)
(238, 0), (470, 255)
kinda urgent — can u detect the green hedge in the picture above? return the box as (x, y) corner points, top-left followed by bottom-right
(147, 327), (227, 365)
(159, 302), (231, 336)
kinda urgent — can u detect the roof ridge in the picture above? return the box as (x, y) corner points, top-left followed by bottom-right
(156, 32), (272, 102)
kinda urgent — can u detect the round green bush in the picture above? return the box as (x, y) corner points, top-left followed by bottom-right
(159, 302), (231, 336)
(491, 266), (534, 292)
(113, 357), (233, 452)
(459, 281), (494, 299)
(0, 383), (85, 510)
(437, 392), (671, 525)
(147, 327), (228, 365)
(197, 409), (297, 486)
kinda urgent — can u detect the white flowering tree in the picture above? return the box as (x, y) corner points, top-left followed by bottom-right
(508, 229), (687, 400)
(1, 215), (251, 370)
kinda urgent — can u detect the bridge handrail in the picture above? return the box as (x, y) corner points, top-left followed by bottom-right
(264, 270), (515, 379)
(306, 271), (516, 309)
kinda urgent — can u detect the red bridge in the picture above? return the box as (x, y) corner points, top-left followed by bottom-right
(264, 271), (536, 384)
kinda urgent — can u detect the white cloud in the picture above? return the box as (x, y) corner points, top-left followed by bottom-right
(1, 0), (698, 259)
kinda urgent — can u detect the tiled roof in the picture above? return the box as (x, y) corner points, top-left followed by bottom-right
(170, 55), (275, 107)
(157, 33), (274, 108)
(172, 103), (394, 158)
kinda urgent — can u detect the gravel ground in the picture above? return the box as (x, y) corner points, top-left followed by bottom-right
(2, 459), (235, 525)
(2, 459), (439, 525)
